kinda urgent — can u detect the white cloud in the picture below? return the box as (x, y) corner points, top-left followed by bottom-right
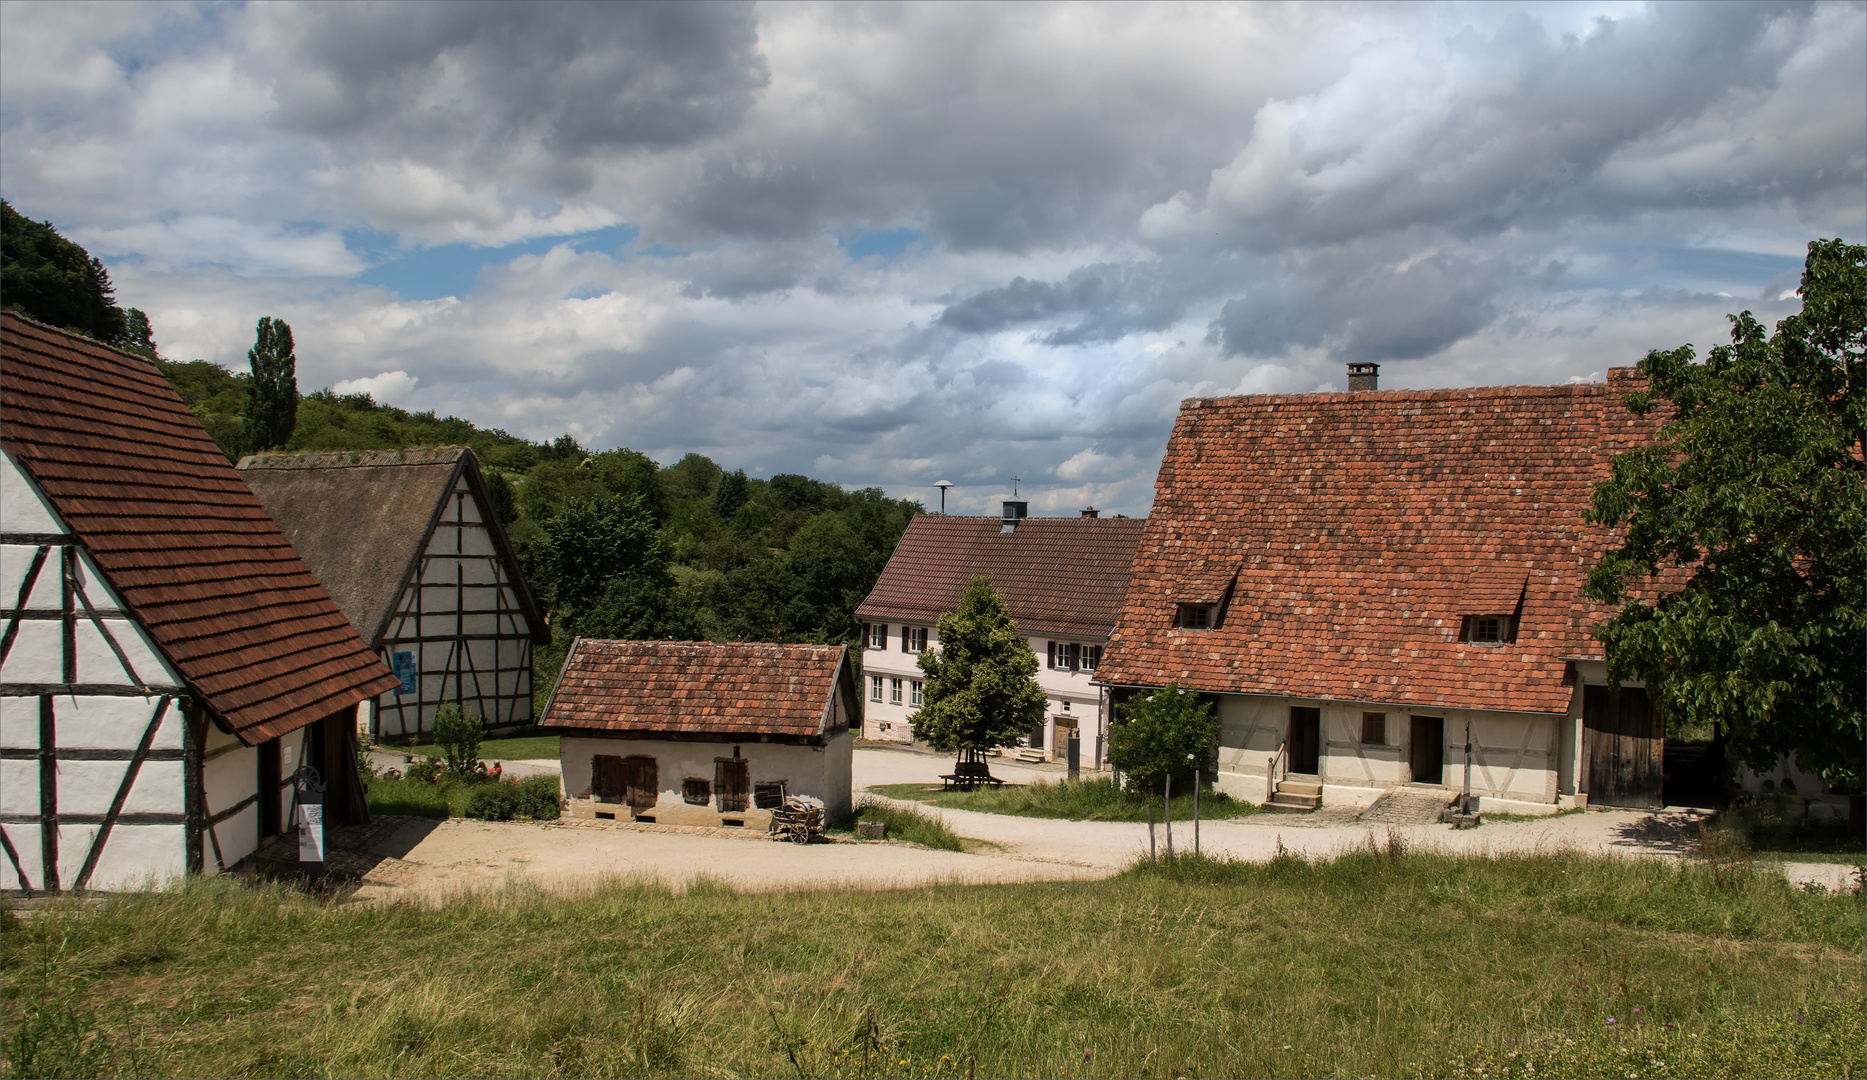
(1, 1), (1860, 517)
(331, 370), (420, 404)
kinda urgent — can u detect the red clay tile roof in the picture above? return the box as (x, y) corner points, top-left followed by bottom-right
(1095, 376), (1663, 715)
(1, 313), (399, 743)
(856, 515), (1146, 638)
(538, 639), (851, 739)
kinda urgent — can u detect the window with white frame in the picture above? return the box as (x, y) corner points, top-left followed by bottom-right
(890, 678), (904, 705)
(1081, 644), (1102, 671)
(910, 680), (923, 707)
(900, 626), (927, 653)
(1464, 615), (1513, 646)
(1047, 641), (1082, 671)
(870, 674), (883, 702)
(866, 623), (888, 650)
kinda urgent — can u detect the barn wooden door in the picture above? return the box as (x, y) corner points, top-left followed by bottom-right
(714, 758), (750, 812)
(591, 755), (625, 802)
(622, 756), (659, 808)
(1583, 686), (1663, 808)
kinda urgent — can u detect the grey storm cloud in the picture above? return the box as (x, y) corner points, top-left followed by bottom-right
(263, 1), (767, 182)
(937, 262), (1188, 345)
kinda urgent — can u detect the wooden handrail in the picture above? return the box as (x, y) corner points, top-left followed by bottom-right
(1266, 742), (1287, 804)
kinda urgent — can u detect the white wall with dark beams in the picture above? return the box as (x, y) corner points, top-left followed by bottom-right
(0, 450), (227, 892)
(374, 473), (537, 739)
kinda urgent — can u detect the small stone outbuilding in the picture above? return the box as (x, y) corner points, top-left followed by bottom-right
(540, 640), (857, 828)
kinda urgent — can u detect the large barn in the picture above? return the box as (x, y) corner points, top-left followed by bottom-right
(239, 448), (548, 741)
(1, 313), (398, 892)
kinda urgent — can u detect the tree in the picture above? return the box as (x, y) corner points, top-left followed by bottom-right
(1, 200), (129, 343)
(912, 575), (1048, 758)
(544, 495), (690, 640)
(244, 316), (298, 452)
(1585, 238), (1865, 796)
(712, 468), (749, 519)
(1107, 684), (1220, 794)
(122, 308), (157, 359)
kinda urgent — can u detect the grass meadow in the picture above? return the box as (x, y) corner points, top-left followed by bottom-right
(3, 842), (1859, 1079)
(868, 777), (1257, 822)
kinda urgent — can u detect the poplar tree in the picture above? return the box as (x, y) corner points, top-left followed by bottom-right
(244, 316), (298, 451)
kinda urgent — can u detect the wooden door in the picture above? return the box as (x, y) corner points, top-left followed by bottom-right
(1410, 716), (1444, 785)
(623, 756), (659, 808)
(258, 737), (282, 837)
(1290, 707), (1321, 774)
(715, 758), (750, 812)
(1583, 686), (1663, 808)
(591, 755), (626, 802)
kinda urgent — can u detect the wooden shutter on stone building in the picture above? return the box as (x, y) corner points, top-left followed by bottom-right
(1583, 685), (1663, 809)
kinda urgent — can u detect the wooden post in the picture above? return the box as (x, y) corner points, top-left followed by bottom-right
(1164, 773), (1173, 858)
(1145, 800), (1155, 860)
(1193, 768), (1200, 855)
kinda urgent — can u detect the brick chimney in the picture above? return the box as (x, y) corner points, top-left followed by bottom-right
(1080, 507), (1099, 518)
(1347, 362), (1379, 391)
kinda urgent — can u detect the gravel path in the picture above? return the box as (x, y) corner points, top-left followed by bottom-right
(333, 744), (1855, 900)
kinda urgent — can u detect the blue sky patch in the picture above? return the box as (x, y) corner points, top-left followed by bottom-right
(349, 224), (639, 300)
(1573, 246), (1804, 298)
(839, 227), (924, 261)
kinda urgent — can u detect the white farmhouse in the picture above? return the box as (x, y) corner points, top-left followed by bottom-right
(1, 314), (397, 891)
(541, 639), (857, 826)
(1097, 364), (1680, 815)
(854, 503), (1145, 768)
(239, 448), (549, 740)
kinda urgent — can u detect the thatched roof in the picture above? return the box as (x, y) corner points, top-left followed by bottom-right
(238, 447), (548, 647)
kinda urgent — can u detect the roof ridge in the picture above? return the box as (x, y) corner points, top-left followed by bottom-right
(237, 447), (467, 470)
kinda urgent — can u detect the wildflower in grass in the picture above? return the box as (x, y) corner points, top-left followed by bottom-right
(1606, 1017), (1616, 1025)
(1632, 1006), (1641, 1015)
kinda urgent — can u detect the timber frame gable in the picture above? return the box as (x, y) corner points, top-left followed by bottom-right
(240, 447), (549, 739)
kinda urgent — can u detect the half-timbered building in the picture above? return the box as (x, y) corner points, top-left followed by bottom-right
(239, 448), (548, 740)
(1096, 364), (1675, 814)
(1, 313), (398, 892)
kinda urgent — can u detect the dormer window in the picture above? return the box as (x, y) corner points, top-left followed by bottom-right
(1466, 615), (1513, 646)
(1176, 604), (1213, 630)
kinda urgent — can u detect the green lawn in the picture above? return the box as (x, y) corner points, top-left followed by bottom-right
(393, 734), (560, 761)
(3, 846), (1858, 1079)
(868, 776), (1256, 821)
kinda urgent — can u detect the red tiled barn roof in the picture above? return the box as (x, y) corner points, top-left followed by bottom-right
(538, 639), (851, 740)
(856, 515), (1146, 638)
(1, 313), (399, 743)
(1095, 376), (1662, 715)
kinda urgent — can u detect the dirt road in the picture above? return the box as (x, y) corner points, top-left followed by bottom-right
(328, 746), (1853, 901)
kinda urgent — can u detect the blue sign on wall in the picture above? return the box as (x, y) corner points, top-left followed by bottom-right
(393, 651), (416, 694)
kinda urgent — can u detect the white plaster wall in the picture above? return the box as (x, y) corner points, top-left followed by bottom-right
(1, 823), (44, 890)
(3, 544), (63, 608)
(2, 451), (63, 534)
(51, 695), (181, 749)
(74, 618), (177, 685)
(560, 734), (852, 821)
(1, 621), (62, 682)
(0, 695), (38, 747)
(84, 824), (187, 890)
(1210, 692), (1560, 806)
(1, 758), (36, 814)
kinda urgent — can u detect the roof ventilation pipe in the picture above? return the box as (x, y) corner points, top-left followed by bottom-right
(1001, 500), (1028, 534)
(1347, 362), (1380, 391)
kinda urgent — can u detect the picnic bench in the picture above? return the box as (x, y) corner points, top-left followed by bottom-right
(940, 760), (1004, 791)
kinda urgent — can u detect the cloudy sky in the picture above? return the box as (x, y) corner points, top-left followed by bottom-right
(3, 1), (1862, 515)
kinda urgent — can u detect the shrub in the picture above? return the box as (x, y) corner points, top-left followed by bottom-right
(404, 758), (442, 784)
(463, 775), (563, 822)
(851, 797), (963, 851)
(433, 704), (485, 777)
(1107, 683), (1219, 793)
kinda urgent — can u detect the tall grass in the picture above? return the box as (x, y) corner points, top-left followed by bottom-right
(363, 773), (465, 818)
(849, 797), (964, 850)
(3, 845), (1858, 1079)
(868, 776), (1255, 821)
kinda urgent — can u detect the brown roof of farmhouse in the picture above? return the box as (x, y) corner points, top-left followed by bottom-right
(238, 447), (547, 647)
(856, 515), (1146, 638)
(0, 312), (398, 743)
(1094, 372), (1663, 715)
(538, 639), (853, 740)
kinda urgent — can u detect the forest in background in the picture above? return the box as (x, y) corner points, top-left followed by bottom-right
(3, 202), (922, 717)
